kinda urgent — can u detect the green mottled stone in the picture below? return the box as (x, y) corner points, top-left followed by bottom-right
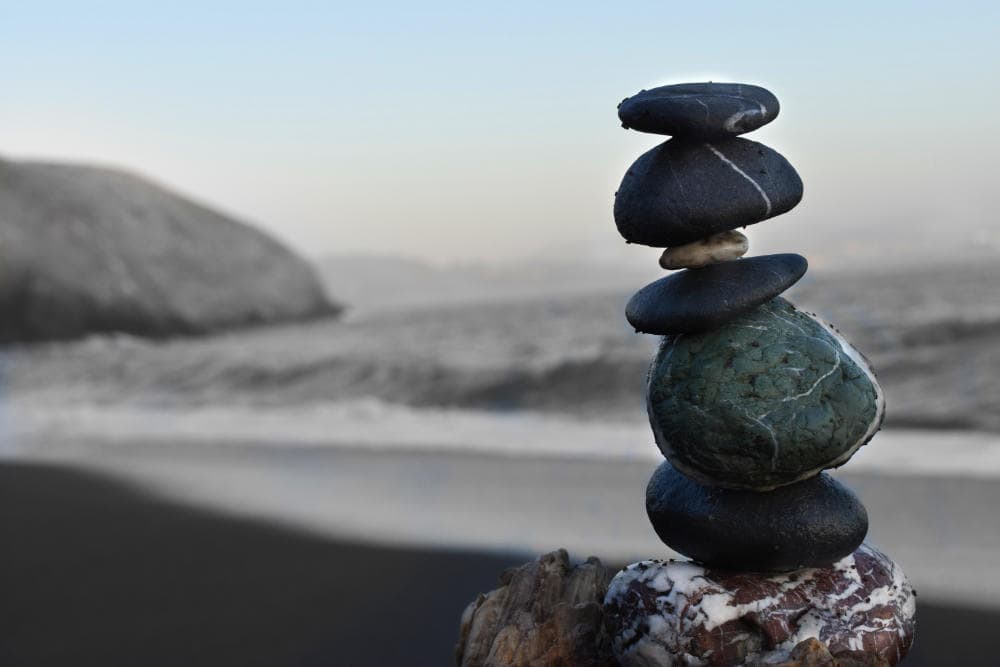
(647, 297), (884, 490)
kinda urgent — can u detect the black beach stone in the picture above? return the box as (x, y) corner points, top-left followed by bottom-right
(646, 461), (868, 572)
(614, 137), (803, 247)
(618, 82), (779, 138)
(625, 253), (807, 335)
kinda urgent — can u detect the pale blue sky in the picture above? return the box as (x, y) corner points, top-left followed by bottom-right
(2, 1), (998, 267)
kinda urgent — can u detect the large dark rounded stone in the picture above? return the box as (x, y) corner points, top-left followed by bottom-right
(618, 82), (779, 138)
(645, 461), (868, 572)
(647, 297), (885, 490)
(614, 137), (803, 247)
(625, 253), (807, 334)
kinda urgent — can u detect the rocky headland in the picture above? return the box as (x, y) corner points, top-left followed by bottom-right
(0, 157), (338, 342)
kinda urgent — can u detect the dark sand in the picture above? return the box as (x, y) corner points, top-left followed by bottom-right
(0, 462), (994, 666)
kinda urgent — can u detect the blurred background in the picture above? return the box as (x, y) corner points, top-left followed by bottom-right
(1, 1), (998, 665)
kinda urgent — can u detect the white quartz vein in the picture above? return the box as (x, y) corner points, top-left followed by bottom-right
(782, 354), (840, 403)
(767, 303), (887, 472)
(665, 156), (689, 207)
(705, 143), (772, 216)
(694, 98), (711, 124)
(767, 309), (843, 405)
(796, 308), (887, 455)
(726, 399), (780, 469)
(722, 100), (766, 133)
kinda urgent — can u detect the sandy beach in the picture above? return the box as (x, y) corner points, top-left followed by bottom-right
(16, 432), (1000, 604)
(0, 457), (996, 666)
(0, 461), (522, 666)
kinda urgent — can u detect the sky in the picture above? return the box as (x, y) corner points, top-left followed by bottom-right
(2, 1), (998, 268)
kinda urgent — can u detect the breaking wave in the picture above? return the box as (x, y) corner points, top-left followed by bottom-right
(4, 281), (1000, 433)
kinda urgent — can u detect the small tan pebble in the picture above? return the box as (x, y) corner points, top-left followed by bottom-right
(659, 230), (749, 269)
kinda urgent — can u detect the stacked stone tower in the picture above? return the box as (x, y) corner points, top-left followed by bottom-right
(602, 83), (917, 665)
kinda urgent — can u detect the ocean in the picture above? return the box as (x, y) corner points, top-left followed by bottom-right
(3, 258), (999, 467)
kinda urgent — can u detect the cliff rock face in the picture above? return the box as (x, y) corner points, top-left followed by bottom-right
(0, 158), (338, 342)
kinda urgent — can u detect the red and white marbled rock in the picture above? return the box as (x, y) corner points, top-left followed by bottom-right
(603, 543), (915, 666)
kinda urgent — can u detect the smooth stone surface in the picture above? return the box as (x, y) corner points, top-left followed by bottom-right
(626, 254), (807, 335)
(645, 461), (868, 572)
(614, 137), (803, 247)
(618, 82), (779, 138)
(604, 543), (915, 666)
(659, 230), (749, 269)
(647, 297), (885, 490)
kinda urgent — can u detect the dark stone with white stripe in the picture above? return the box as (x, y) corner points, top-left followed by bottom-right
(618, 82), (779, 138)
(645, 461), (868, 572)
(614, 137), (803, 247)
(625, 254), (807, 335)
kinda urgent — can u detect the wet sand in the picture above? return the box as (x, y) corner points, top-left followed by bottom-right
(0, 462), (523, 666)
(1, 461), (997, 666)
(18, 437), (1000, 605)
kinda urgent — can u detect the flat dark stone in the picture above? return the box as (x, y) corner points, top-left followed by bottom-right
(618, 82), (779, 138)
(614, 137), (803, 247)
(646, 461), (868, 572)
(625, 253), (807, 334)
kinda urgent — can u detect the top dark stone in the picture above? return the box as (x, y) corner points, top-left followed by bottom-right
(618, 82), (779, 138)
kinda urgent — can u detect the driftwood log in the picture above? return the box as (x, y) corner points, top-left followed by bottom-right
(455, 549), (616, 667)
(455, 550), (877, 667)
